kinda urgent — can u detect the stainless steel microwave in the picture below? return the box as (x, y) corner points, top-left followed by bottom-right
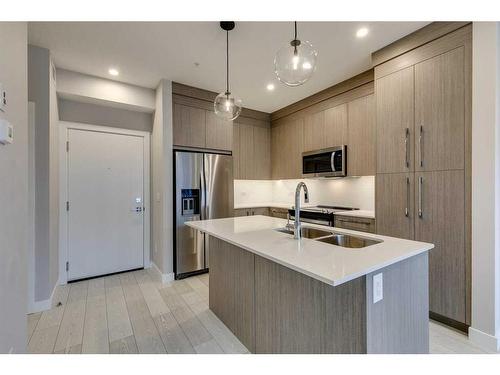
(302, 145), (346, 177)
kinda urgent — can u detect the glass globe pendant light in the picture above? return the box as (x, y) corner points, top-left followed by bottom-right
(274, 21), (318, 87)
(214, 21), (242, 121)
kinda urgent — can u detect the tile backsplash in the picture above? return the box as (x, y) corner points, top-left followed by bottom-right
(234, 176), (375, 211)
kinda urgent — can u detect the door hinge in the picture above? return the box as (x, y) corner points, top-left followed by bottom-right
(66, 201), (69, 211)
(66, 141), (69, 152)
(66, 262), (69, 272)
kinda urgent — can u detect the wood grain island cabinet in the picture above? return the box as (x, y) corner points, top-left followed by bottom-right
(208, 236), (429, 354)
(374, 24), (471, 329)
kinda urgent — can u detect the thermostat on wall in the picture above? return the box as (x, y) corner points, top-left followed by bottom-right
(0, 119), (13, 145)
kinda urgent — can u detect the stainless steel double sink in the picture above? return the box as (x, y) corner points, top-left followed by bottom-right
(275, 226), (381, 248)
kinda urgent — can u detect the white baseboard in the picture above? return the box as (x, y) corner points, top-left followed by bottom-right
(150, 262), (175, 284)
(28, 280), (58, 314)
(469, 327), (500, 352)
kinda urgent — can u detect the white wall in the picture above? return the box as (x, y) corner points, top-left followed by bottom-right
(49, 58), (59, 296)
(151, 79), (174, 279)
(28, 45), (60, 306)
(470, 22), (500, 352)
(234, 177), (375, 211)
(56, 68), (155, 113)
(58, 98), (153, 132)
(0, 22), (28, 353)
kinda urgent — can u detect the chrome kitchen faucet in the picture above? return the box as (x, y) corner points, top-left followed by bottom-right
(294, 182), (309, 240)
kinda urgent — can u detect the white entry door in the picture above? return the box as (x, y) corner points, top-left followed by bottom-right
(67, 128), (145, 280)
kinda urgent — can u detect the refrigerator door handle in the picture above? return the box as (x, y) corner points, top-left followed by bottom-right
(200, 170), (206, 220)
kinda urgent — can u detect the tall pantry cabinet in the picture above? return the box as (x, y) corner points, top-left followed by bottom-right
(375, 25), (471, 328)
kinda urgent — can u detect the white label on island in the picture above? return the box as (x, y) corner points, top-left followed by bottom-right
(373, 272), (383, 303)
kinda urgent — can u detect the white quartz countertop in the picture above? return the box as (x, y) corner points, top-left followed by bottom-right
(186, 216), (433, 287)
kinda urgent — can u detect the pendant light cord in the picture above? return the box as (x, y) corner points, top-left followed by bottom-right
(293, 21), (298, 55)
(226, 30), (230, 95)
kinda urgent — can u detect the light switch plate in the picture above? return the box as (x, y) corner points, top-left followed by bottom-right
(0, 83), (5, 112)
(0, 118), (13, 145)
(373, 272), (383, 303)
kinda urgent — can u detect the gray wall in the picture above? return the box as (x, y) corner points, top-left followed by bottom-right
(28, 45), (59, 303)
(151, 80), (174, 276)
(0, 22), (28, 353)
(58, 98), (153, 132)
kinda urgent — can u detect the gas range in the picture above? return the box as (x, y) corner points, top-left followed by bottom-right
(288, 205), (359, 226)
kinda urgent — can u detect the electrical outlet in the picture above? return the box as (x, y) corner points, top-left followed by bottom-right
(373, 272), (383, 303)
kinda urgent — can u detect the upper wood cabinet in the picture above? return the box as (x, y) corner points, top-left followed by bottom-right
(414, 47), (465, 172)
(376, 66), (414, 174)
(233, 122), (271, 180)
(173, 103), (206, 149)
(271, 88), (376, 179)
(173, 101), (232, 152)
(253, 126), (271, 180)
(303, 110), (325, 152)
(303, 104), (348, 153)
(205, 111), (233, 151)
(325, 104), (348, 148)
(271, 118), (304, 179)
(347, 94), (376, 176)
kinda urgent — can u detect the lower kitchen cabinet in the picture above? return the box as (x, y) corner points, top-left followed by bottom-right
(270, 207), (289, 219)
(234, 207), (270, 217)
(376, 173), (415, 240)
(334, 215), (375, 234)
(415, 170), (466, 324)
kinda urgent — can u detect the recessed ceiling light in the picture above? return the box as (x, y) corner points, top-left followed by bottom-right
(266, 83), (275, 91)
(356, 27), (369, 38)
(108, 68), (119, 76)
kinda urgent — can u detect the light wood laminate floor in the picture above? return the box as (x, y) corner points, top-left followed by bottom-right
(27, 269), (494, 354)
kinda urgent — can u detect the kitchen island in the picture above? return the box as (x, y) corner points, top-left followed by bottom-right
(187, 215), (433, 354)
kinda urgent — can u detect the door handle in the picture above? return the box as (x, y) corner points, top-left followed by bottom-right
(405, 176), (410, 217)
(419, 126), (423, 168)
(418, 176), (423, 218)
(405, 127), (410, 168)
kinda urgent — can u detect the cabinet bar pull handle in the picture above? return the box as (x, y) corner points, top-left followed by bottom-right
(419, 125), (423, 168)
(405, 127), (410, 168)
(405, 176), (410, 217)
(418, 176), (423, 218)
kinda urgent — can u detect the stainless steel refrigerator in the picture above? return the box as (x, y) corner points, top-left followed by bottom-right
(174, 151), (233, 279)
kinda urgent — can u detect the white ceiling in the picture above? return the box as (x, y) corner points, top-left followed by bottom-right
(28, 22), (428, 113)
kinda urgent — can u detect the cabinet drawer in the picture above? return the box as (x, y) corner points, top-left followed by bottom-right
(334, 216), (376, 233)
(269, 207), (289, 219)
(234, 207), (270, 217)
